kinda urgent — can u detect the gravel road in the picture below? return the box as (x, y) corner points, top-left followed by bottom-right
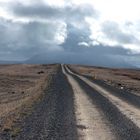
(13, 65), (78, 140)
(1, 64), (140, 140)
(64, 64), (140, 140)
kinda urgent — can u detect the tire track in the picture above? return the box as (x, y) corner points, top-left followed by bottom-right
(86, 77), (140, 109)
(66, 66), (140, 129)
(68, 65), (140, 109)
(62, 65), (115, 140)
(64, 65), (140, 140)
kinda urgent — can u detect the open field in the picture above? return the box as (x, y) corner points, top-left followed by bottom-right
(0, 64), (57, 136)
(0, 64), (140, 140)
(69, 65), (140, 96)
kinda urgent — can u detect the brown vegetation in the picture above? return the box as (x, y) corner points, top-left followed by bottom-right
(0, 64), (57, 134)
(70, 65), (140, 96)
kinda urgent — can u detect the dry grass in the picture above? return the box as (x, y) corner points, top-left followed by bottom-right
(0, 64), (58, 132)
(70, 65), (140, 96)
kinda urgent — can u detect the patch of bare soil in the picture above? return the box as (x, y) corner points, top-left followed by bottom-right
(70, 65), (140, 96)
(0, 64), (57, 137)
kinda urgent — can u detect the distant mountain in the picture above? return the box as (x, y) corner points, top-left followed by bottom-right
(25, 52), (136, 68)
(0, 51), (136, 69)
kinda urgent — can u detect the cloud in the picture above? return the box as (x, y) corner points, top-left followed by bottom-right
(101, 21), (140, 53)
(26, 45), (133, 68)
(61, 24), (91, 52)
(11, 2), (98, 23)
(87, 18), (140, 54)
(78, 42), (89, 47)
(0, 18), (66, 60)
(0, 0), (139, 67)
(102, 21), (138, 44)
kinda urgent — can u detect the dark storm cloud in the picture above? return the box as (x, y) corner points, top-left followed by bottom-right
(62, 24), (130, 55)
(29, 24), (132, 68)
(61, 24), (91, 51)
(0, 18), (65, 60)
(11, 2), (98, 22)
(26, 46), (132, 68)
(0, 1), (139, 67)
(0, 18), (134, 67)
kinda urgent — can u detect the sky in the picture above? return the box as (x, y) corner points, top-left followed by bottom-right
(0, 0), (140, 67)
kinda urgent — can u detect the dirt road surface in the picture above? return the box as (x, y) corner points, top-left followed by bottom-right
(1, 64), (140, 140)
(64, 65), (140, 140)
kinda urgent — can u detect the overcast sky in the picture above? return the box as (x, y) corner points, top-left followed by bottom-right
(0, 0), (140, 67)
